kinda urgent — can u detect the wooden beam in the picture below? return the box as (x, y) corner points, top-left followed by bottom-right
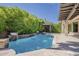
(66, 4), (79, 20)
(60, 12), (71, 14)
(68, 8), (79, 20)
(61, 10), (71, 13)
(61, 3), (74, 8)
(60, 6), (73, 11)
(61, 8), (72, 11)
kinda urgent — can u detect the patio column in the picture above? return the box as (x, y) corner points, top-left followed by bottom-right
(65, 20), (68, 35)
(61, 20), (64, 33)
(78, 21), (79, 32)
(49, 25), (52, 32)
(71, 22), (73, 32)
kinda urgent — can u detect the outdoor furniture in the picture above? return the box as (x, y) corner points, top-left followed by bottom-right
(0, 38), (9, 48)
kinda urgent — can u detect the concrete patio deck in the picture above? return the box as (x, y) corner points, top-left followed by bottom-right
(0, 49), (16, 56)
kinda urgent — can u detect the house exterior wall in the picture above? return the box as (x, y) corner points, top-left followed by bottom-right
(61, 16), (79, 35)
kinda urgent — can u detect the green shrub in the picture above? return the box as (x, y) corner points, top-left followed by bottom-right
(51, 23), (61, 33)
(0, 6), (44, 34)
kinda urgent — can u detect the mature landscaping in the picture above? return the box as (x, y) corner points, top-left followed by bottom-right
(52, 23), (61, 33)
(0, 6), (61, 38)
(0, 7), (44, 34)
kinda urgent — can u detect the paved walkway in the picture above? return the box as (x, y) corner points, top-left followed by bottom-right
(17, 34), (79, 56)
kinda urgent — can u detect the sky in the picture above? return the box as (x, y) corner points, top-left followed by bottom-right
(0, 3), (60, 23)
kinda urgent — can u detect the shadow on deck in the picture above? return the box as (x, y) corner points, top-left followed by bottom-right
(48, 41), (79, 56)
(71, 35), (79, 39)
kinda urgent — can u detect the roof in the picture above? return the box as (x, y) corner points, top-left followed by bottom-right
(59, 3), (79, 20)
(43, 20), (53, 25)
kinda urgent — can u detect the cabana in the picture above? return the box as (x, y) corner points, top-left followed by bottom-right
(43, 21), (52, 32)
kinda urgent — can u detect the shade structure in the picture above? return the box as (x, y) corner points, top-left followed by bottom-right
(59, 3), (79, 20)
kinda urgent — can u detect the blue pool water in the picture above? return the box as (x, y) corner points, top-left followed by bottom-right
(9, 34), (53, 54)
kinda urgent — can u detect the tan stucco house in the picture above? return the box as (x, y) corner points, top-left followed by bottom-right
(60, 3), (79, 35)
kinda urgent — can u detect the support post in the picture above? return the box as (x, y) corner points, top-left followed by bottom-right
(61, 20), (64, 33)
(65, 20), (68, 35)
(78, 21), (79, 33)
(49, 25), (52, 32)
(71, 22), (73, 32)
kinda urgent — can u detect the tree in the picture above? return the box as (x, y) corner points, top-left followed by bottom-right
(0, 6), (44, 35)
(51, 23), (61, 33)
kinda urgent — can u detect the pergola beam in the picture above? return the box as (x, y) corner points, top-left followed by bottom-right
(60, 10), (71, 13)
(61, 3), (74, 8)
(60, 6), (73, 11)
(66, 4), (79, 20)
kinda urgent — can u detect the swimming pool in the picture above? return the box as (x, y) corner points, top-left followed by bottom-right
(9, 34), (53, 54)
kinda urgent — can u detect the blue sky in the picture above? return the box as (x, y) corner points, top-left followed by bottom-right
(0, 3), (60, 23)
